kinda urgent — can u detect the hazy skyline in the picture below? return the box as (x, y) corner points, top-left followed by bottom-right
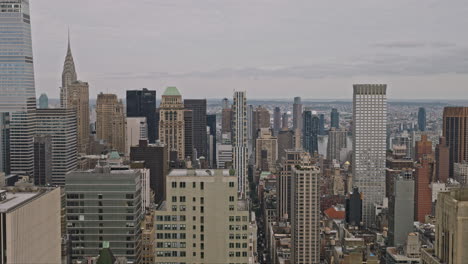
(32, 0), (468, 100)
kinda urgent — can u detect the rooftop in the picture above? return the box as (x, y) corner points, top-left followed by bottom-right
(0, 191), (40, 213)
(162, 86), (181, 96)
(168, 169), (231, 177)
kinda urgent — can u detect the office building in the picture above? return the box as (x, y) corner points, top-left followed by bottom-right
(159, 87), (186, 161)
(442, 107), (468, 177)
(303, 110), (319, 156)
(415, 134), (433, 161)
(154, 169), (254, 264)
(36, 108), (77, 185)
(273, 107), (281, 135)
(414, 155), (433, 223)
(418, 107), (426, 131)
(66, 165), (144, 263)
(421, 188), (468, 264)
(67, 81), (90, 154)
(184, 99), (207, 159)
(292, 97), (302, 132)
(331, 108), (339, 129)
(221, 98), (233, 134)
(281, 112), (289, 130)
(141, 212), (156, 264)
(33, 135), (52, 185)
(352, 84), (387, 227)
(206, 114), (217, 168)
(291, 165), (320, 264)
(454, 161), (468, 185)
(38, 93), (48, 109)
(126, 117), (148, 156)
(255, 128), (278, 172)
(435, 137), (450, 183)
(277, 129), (294, 161)
(126, 89), (157, 143)
(319, 113), (325, 135)
(2, 0), (37, 177)
(217, 143), (233, 169)
(345, 187), (363, 227)
(246, 104), (254, 156)
(388, 175), (415, 246)
(327, 127), (347, 162)
(96, 93), (126, 153)
(233, 91), (248, 197)
(184, 110), (193, 160)
(0, 113), (9, 174)
(60, 33), (77, 107)
(130, 140), (168, 204)
(277, 150), (312, 221)
(0, 187), (61, 264)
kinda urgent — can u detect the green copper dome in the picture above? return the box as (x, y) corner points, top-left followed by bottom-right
(163, 86), (181, 96)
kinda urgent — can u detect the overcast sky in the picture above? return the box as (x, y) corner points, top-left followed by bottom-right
(31, 0), (468, 100)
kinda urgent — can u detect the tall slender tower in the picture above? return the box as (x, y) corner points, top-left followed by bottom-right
(273, 107), (281, 135)
(352, 84), (387, 227)
(126, 89), (157, 143)
(60, 31), (77, 108)
(96, 93), (126, 153)
(293, 97), (302, 131)
(1, 0), (37, 176)
(442, 107), (468, 177)
(303, 110), (319, 156)
(232, 91), (248, 197)
(159, 87), (185, 161)
(418, 107), (426, 132)
(331, 108), (340, 129)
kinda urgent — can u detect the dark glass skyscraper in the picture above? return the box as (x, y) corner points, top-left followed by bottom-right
(303, 110), (319, 156)
(127, 89), (157, 143)
(418, 107), (426, 131)
(206, 114), (217, 167)
(331, 108), (339, 129)
(273, 107), (281, 135)
(319, 114), (325, 135)
(184, 99), (207, 159)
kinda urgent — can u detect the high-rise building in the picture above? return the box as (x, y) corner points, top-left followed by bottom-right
(130, 140), (168, 204)
(140, 212), (156, 264)
(126, 117), (148, 156)
(303, 110), (319, 156)
(184, 99), (207, 159)
(36, 108), (77, 185)
(277, 129), (294, 161)
(126, 89), (157, 143)
(216, 142), (233, 169)
(159, 87), (185, 161)
(442, 107), (468, 177)
(67, 81), (90, 154)
(277, 150), (312, 221)
(454, 161), (468, 185)
(435, 137), (450, 183)
(60, 32), (77, 108)
(2, 0), (37, 177)
(255, 128), (278, 171)
(414, 155), (433, 223)
(292, 97), (302, 132)
(206, 114), (217, 168)
(221, 98), (233, 134)
(282, 112), (289, 130)
(418, 107), (426, 131)
(38, 93), (48, 109)
(154, 169), (255, 264)
(319, 113), (325, 135)
(345, 187), (362, 227)
(331, 108), (339, 129)
(253, 105), (270, 141)
(33, 135), (52, 185)
(415, 134), (433, 161)
(66, 165), (144, 263)
(96, 93), (126, 153)
(421, 188), (468, 264)
(233, 91), (248, 197)
(273, 107), (281, 135)
(0, 113), (10, 174)
(184, 110), (193, 160)
(291, 165), (320, 264)
(0, 187), (61, 264)
(352, 84), (387, 227)
(327, 127), (347, 162)
(388, 175), (415, 247)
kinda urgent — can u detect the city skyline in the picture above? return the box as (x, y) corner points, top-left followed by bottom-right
(30, 1), (468, 100)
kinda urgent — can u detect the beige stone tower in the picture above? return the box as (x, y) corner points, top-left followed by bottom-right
(96, 93), (126, 153)
(159, 87), (185, 161)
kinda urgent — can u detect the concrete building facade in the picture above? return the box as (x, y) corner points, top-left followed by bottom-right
(159, 87), (185, 161)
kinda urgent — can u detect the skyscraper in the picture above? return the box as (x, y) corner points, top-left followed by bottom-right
(418, 107), (426, 131)
(1, 0), (37, 177)
(255, 128), (278, 171)
(319, 113), (325, 135)
(281, 112), (289, 130)
(38, 93), (48, 109)
(327, 127), (347, 162)
(36, 108), (77, 185)
(126, 89), (157, 143)
(159, 87), (186, 161)
(96, 93), (126, 153)
(126, 117), (148, 156)
(60, 32), (77, 108)
(442, 107), (468, 177)
(183, 109), (193, 160)
(291, 165), (320, 264)
(33, 135), (52, 185)
(184, 99), (207, 158)
(388, 175), (415, 246)
(415, 134), (433, 161)
(352, 84), (387, 227)
(303, 110), (319, 156)
(277, 129), (294, 161)
(331, 108), (339, 129)
(414, 155), (433, 223)
(67, 81), (90, 154)
(233, 91), (248, 197)
(273, 107), (281, 135)
(253, 105), (270, 139)
(206, 114), (217, 167)
(221, 98), (233, 134)
(435, 137), (450, 183)
(292, 97), (302, 132)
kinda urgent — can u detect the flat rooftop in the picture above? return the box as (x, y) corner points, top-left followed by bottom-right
(0, 191), (40, 213)
(168, 169), (231, 177)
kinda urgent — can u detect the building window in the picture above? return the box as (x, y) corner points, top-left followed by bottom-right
(172, 182), (177, 188)
(229, 182), (235, 188)
(229, 196), (235, 202)
(172, 196), (177, 202)
(180, 182), (186, 188)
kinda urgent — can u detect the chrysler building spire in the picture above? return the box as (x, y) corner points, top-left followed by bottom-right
(60, 29), (78, 107)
